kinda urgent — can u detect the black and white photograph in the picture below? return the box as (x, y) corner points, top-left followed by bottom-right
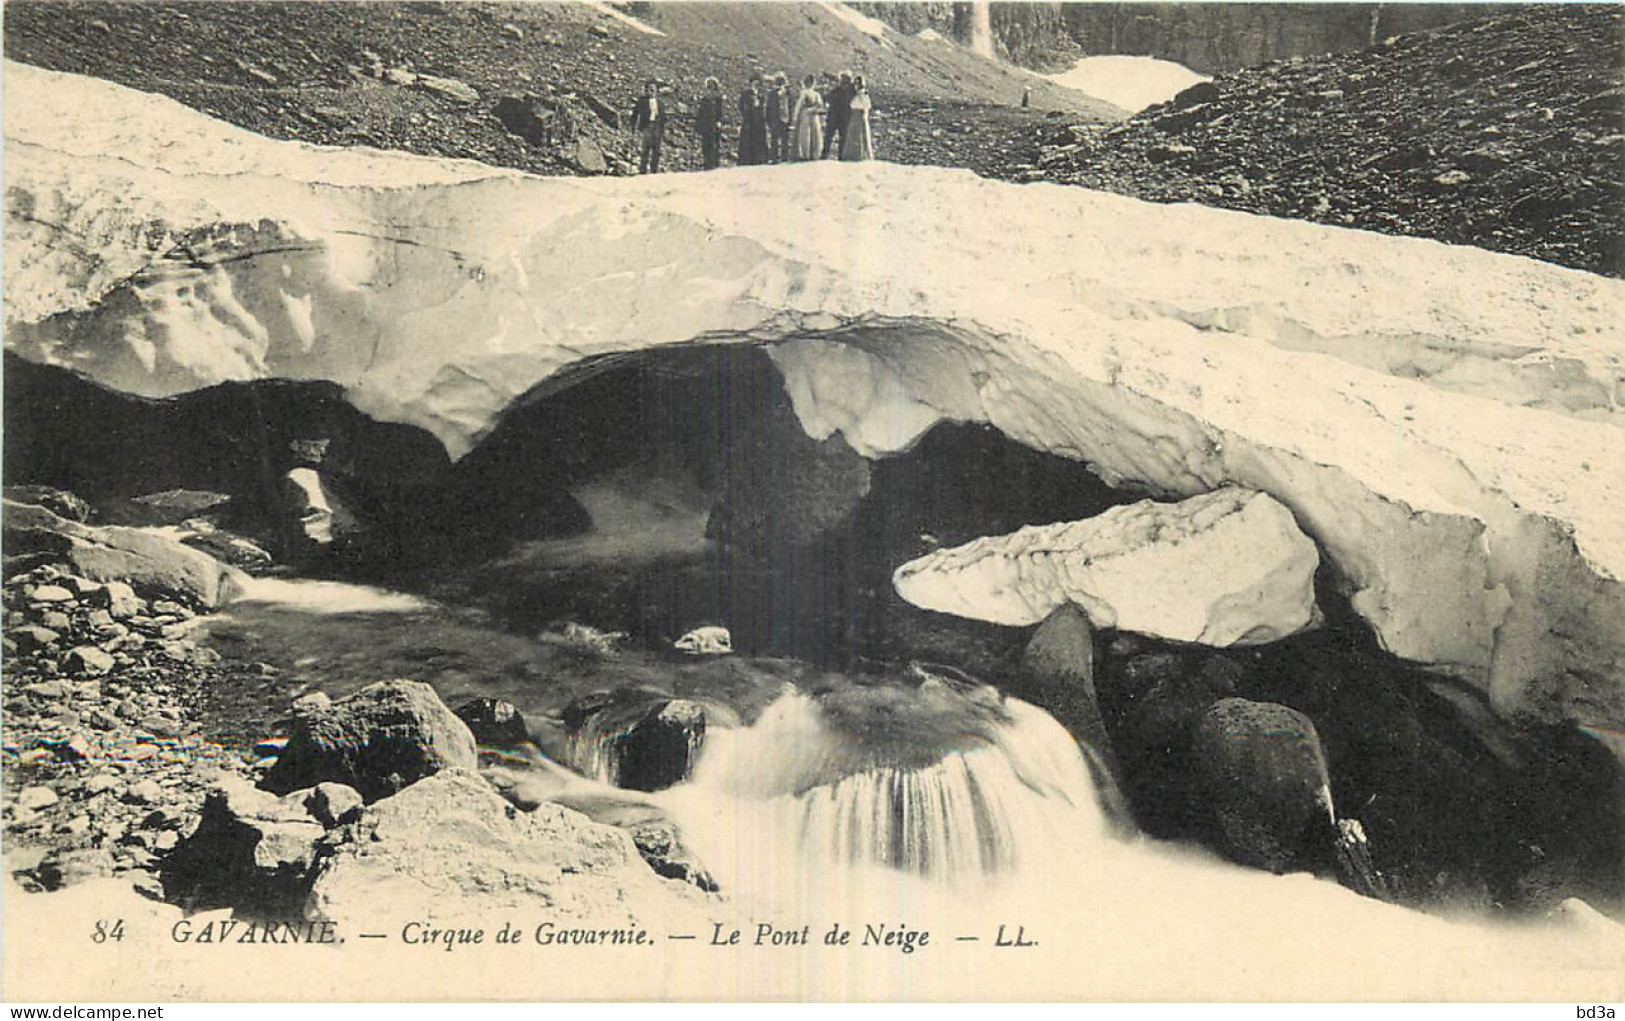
(0, 0), (1621, 1003)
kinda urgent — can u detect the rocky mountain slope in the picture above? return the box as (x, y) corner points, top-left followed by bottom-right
(857, 3), (1522, 75)
(1, 0), (1117, 178)
(1003, 5), (1625, 278)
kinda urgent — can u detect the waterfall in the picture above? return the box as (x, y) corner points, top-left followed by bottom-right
(662, 688), (1106, 897)
(968, 1), (995, 59)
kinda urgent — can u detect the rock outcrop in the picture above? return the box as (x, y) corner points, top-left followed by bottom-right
(564, 690), (707, 793)
(454, 697), (531, 746)
(1189, 696), (1336, 873)
(306, 769), (703, 923)
(5, 61), (1623, 748)
(3, 499), (247, 609)
(160, 776), (343, 916)
(894, 489), (1321, 644)
(1014, 6), (1625, 278)
(258, 680), (478, 802)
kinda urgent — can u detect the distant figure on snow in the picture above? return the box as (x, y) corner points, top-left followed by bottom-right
(1021, 85), (1031, 109)
(630, 79), (666, 174)
(791, 74), (825, 161)
(841, 75), (875, 161)
(766, 74), (791, 163)
(822, 70), (854, 159)
(737, 74), (769, 166)
(696, 76), (725, 170)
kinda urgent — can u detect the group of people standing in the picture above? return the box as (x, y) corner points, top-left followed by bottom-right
(633, 70), (874, 174)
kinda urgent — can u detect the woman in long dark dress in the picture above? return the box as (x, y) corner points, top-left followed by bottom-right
(737, 75), (768, 166)
(697, 77), (725, 170)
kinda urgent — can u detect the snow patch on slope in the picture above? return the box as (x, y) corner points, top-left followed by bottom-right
(583, 1), (666, 37)
(817, 2), (894, 48)
(1045, 55), (1210, 114)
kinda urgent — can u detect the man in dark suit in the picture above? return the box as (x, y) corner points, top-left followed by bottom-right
(630, 80), (666, 174)
(765, 74), (789, 163)
(822, 70), (853, 159)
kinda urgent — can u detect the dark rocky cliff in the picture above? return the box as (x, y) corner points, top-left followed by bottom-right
(856, 2), (1527, 73)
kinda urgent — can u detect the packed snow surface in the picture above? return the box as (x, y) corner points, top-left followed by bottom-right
(5, 61), (1623, 739)
(893, 489), (1322, 643)
(817, 2), (894, 48)
(583, 1), (666, 37)
(1045, 54), (1210, 113)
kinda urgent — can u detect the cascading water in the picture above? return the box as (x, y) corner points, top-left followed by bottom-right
(968, 1), (995, 60)
(657, 682), (1107, 908)
(199, 577), (1623, 999)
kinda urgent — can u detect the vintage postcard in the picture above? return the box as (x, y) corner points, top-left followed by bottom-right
(1, 0), (1621, 1003)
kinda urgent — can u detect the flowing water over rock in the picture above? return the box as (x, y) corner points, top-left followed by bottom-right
(178, 576), (1625, 998)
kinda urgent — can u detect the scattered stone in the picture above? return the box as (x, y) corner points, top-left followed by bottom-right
(44, 734), (92, 763)
(123, 780), (165, 805)
(3, 500), (246, 609)
(416, 74), (480, 105)
(454, 697), (530, 746)
(34, 848), (116, 890)
(17, 786), (60, 810)
(30, 584), (74, 603)
(82, 774), (119, 796)
(94, 582), (142, 619)
(304, 782), (364, 827)
(12, 626), (61, 653)
(63, 645), (115, 676)
(259, 679), (478, 802)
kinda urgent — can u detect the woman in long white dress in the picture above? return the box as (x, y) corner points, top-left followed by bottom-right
(841, 76), (875, 161)
(791, 75), (825, 162)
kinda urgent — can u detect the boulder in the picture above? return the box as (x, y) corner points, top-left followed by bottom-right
(11, 625), (61, 653)
(454, 697), (530, 746)
(160, 776), (330, 917)
(259, 680), (478, 802)
(3, 485), (93, 522)
(304, 782), (365, 828)
(1190, 697), (1336, 873)
(549, 791), (720, 892)
(563, 691), (706, 792)
(305, 769), (703, 923)
(2, 500), (245, 609)
(91, 581), (142, 619)
(1013, 604), (1132, 831)
(62, 645), (115, 676)
(416, 74), (479, 105)
(565, 135), (608, 174)
(894, 488), (1321, 644)
(494, 95), (559, 147)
